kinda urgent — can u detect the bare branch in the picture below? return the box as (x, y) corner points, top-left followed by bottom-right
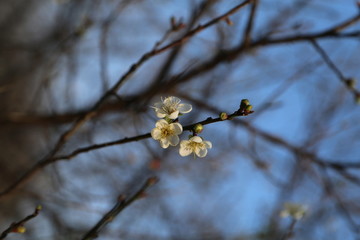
(164, 14), (360, 92)
(243, 0), (258, 47)
(310, 39), (360, 100)
(0, 205), (42, 239)
(81, 177), (159, 240)
(0, 1), (251, 198)
(319, 168), (360, 234)
(0, 102), (253, 197)
(281, 219), (298, 240)
(1, 12), (359, 127)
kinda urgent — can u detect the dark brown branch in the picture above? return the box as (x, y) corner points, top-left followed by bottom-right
(262, 12), (360, 45)
(165, 15), (360, 93)
(53, 105), (252, 162)
(183, 95), (360, 235)
(0, 101), (127, 126)
(281, 219), (297, 240)
(0, 205), (42, 239)
(1, 13), (359, 127)
(0, 1), (250, 198)
(152, 0), (251, 55)
(0, 103), (252, 197)
(243, 0), (258, 47)
(81, 177), (159, 240)
(54, 132), (151, 161)
(48, 0), (251, 157)
(260, 31), (360, 45)
(310, 39), (360, 100)
(319, 167), (360, 234)
(310, 39), (346, 80)
(240, 120), (360, 170)
(184, 95), (360, 171)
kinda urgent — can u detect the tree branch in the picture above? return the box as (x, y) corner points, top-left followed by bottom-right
(0, 103), (253, 197)
(243, 0), (258, 47)
(46, 0), (252, 157)
(0, 205), (42, 240)
(81, 177), (158, 240)
(0, 1), (251, 198)
(310, 39), (360, 101)
(281, 218), (297, 240)
(1, 13), (359, 127)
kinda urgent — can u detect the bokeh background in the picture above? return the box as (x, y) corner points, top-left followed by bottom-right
(1, 0), (360, 239)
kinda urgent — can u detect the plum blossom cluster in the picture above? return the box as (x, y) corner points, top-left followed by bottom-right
(151, 96), (212, 158)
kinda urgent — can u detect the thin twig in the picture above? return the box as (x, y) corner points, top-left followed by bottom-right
(0, 1), (250, 198)
(52, 105), (252, 162)
(0, 205), (42, 240)
(183, 96), (360, 170)
(310, 40), (347, 81)
(164, 14), (360, 94)
(0, 104), (252, 199)
(281, 219), (297, 240)
(310, 39), (360, 100)
(151, 0), (251, 56)
(48, 0), (252, 156)
(1, 14), (359, 127)
(81, 177), (159, 240)
(264, 12), (360, 44)
(243, 0), (258, 47)
(319, 167), (360, 234)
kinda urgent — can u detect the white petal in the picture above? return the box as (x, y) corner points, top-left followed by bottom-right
(156, 112), (166, 118)
(155, 119), (168, 128)
(163, 97), (172, 106)
(160, 139), (170, 149)
(156, 107), (167, 114)
(204, 141), (212, 149)
(168, 135), (179, 146)
(178, 103), (192, 114)
(151, 128), (161, 140)
(195, 147), (207, 158)
(165, 96), (180, 105)
(153, 102), (163, 108)
(191, 136), (202, 143)
(179, 145), (192, 156)
(171, 123), (183, 134)
(168, 110), (179, 119)
(180, 140), (189, 147)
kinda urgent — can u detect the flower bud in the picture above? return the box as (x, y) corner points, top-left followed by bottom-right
(245, 105), (253, 112)
(193, 123), (204, 133)
(356, 95), (360, 105)
(241, 99), (250, 107)
(240, 99), (250, 111)
(346, 78), (356, 89)
(118, 194), (126, 202)
(170, 16), (185, 31)
(224, 17), (233, 26)
(138, 192), (148, 199)
(147, 176), (159, 186)
(219, 112), (228, 120)
(13, 226), (26, 233)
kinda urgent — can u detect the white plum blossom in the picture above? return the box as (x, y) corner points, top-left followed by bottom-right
(152, 96), (192, 119)
(179, 136), (212, 158)
(151, 119), (183, 148)
(280, 203), (308, 220)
